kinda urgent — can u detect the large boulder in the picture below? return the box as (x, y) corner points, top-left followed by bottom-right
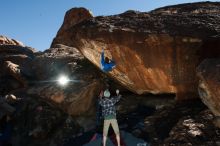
(197, 59), (220, 128)
(0, 37), (110, 128)
(52, 2), (220, 100)
(56, 8), (93, 37)
(0, 36), (36, 94)
(27, 80), (100, 116)
(28, 44), (103, 117)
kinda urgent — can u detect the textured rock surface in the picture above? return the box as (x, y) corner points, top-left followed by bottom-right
(4, 61), (28, 87)
(56, 8), (93, 38)
(0, 97), (16, 119)
(27, 80), (100, 116)
(10, 94), (81, 146)
(31, 44), (84, 80)
(1, 2), (220, 146)
(163, 110), (220, 146)
(0, 38), (106, 145)
(4, 91), (219, 146)
(0, 36), (36, 94)
(52, 2), (220, 100)
(0, 37), (105, 119)
(143, 100), (220, 146)
(28, 44), (103, 117)
(197, 59), (220, 128)
(0, 35), (24, 46)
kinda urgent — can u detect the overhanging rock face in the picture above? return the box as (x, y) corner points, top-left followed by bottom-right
(52, 3), (220, 100)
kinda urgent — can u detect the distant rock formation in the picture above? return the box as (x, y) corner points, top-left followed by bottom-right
(0, 35), (24, 46)
(52, 2), (220, 100)
(197, 59), (220, 128)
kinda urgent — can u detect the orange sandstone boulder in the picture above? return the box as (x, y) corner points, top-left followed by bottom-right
(52, 2), (220, 100)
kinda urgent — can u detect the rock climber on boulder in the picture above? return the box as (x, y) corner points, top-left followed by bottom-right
(100, 48), (116, 72)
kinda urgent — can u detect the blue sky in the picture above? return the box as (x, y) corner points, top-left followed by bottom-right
(0, 0), (218, 51)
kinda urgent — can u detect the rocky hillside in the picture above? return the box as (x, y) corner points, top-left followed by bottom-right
(0, 35), (24, 46)
(0, 36), (107, 145)
(52, 2), (220, 100)
(0, 36), (107, 117)
(0, 36), (36, 94)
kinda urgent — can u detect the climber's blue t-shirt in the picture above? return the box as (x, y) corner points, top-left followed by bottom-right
(100, 51), (116, 72)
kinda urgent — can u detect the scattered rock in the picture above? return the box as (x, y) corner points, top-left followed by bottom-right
(143, 100), (206, 144)
(164, 110), (220, 146)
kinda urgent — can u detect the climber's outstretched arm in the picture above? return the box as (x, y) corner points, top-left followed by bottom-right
(101, 48), (105, 66)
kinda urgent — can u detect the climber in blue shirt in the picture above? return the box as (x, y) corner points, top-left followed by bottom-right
(100, 48), (116, 72)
